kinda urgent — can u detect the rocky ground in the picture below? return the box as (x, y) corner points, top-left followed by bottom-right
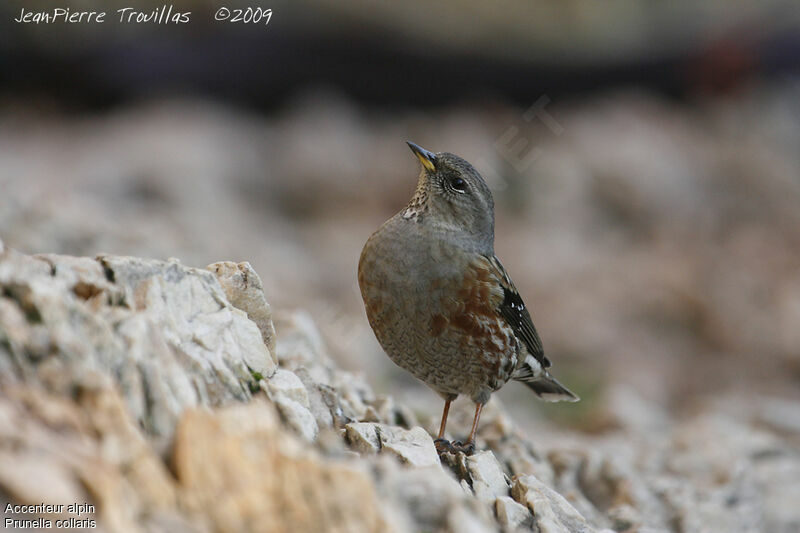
(1, 80), (800, 532)
(1, 243), (798, 533)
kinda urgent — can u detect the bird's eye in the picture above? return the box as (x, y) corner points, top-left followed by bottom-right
(450, 176), (467, 192)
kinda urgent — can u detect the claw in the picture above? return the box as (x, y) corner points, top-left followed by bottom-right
(434, 438), (454, 455)
(451, 440), (476, 455)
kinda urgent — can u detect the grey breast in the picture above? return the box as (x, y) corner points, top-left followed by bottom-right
(360, 216), (489, 396)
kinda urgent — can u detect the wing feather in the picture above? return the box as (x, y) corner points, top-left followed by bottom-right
(482, 255), (551, 370)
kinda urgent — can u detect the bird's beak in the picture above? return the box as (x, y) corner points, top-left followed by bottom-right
(406, 141), (436, 172)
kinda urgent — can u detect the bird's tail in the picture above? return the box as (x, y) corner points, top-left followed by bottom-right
(522, 373), (579, 402)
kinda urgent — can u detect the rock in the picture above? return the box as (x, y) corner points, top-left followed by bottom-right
(345, 422), (381, 453)
(466, 451), (510, 502)
(0, 382), (179, 532)
(265, 368), (310, 407)
(605, 504), (641, 532)
(263, 368), (318, 441)
(345, 423), (439, 467)
(603, 386), (671, 434)
(371, 395), (419, 428)
(495, 438), (555, 486)
(512, 474), (597, 533)
(375, 459), (493, 532)
(0, 452), (84, 511)
(172, 401), (387, 533)
(755, 453), (800, 533)
(206, 261), (277, 357)
(294, 367), (336, 429)
(3, 247), (800, 533)
(375, 426), (439, 466)
(495, 496), (533, 529)
(447, 505), (498, 533)
(654, 413), (787, 533)
(273, 396), (319, 443)
(0, 250), (276, 439)
(551, 449), (634, 527)
(755, 397), (800, 436)
(273, 310), (330, 370)
(331, 370), (375, 421)
(371, 396), (396, 424)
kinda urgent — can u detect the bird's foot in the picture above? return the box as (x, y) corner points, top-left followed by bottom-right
(451, 440), (476, 456)
(434, 438), (455, 455)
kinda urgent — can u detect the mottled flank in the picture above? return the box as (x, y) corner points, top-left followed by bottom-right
(430, 314), (448, 336)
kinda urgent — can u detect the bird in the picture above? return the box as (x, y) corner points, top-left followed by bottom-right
(358, 142), (578, 455)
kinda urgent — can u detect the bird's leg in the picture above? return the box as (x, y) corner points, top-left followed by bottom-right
(437, 399), (452, 439)
(434, 399), (454, 455)
(453, 403), (483, 455)
(466, 402), (483, 444)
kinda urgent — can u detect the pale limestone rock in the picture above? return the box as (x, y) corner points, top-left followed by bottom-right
(345, 421), (381, 453)
(460, 478), (473, 496)
(603, 386), (671, 433)
(494, 438), (555, 487)
(655, 413), (785, 533)
(378, 425), (439, 467)
(206, 260), (277, 357)
(756, 453), (800, 533)
(266, 368), (310, 407)
(345, 423), (439, 467)
(495, 496), (533, 529)
(512, 474), (597, 533)
(35, 253), (118, 302)
(606, 504), (641, 532)
(0, 452), (84, 510)
(395, 403), (420, 429)
(467, 451), (510, 502)
(0, 383), (179, 532)
(172, 401), (388, 533)
(379, 428), (439, 467)
(362, 404), (381, 423)
(331, 369), (375, 421)
(273, 310), (330, 370)
(274, 396), (319, 443)
(294, 367), (336, 429)
(447, 505), (497, 533)
(376, 460), (480, 532)
(0, 250), (275, 439)
(5, 247), (800, 533)
(545, 448), (617, 528)
(372, 396), (396, 425)
(556, 449), (634, 528)
(756, 397), (800, 436)
(371, 395), (419, 428)
(263, 368), (317, 441)
(269, 310), (361, 428)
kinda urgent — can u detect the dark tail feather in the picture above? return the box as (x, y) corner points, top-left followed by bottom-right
(522, 374), (579, 402)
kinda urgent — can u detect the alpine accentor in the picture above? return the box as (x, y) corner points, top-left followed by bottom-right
(358, 142), (578, 454)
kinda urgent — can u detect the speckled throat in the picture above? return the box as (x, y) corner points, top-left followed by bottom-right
(402, 174), (429, 220)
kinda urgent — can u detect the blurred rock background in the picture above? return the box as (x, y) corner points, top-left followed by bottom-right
(1, 2), (800, 529)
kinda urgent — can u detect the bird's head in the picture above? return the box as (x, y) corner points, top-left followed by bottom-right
(405, 141), (495, 250)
